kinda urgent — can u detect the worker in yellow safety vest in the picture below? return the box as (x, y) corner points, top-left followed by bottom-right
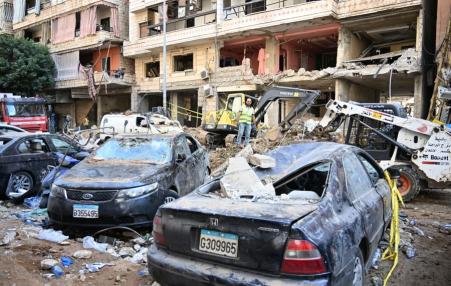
(236, 98), (255, 146)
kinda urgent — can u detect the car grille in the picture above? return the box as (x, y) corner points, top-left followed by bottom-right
(66, 190), (117, 202)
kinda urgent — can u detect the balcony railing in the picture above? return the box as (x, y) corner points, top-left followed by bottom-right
(224, 0), (320, 19)
(139, 10), (216, 38)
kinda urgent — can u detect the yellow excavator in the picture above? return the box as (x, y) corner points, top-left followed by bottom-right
(202, 86), (320, 146)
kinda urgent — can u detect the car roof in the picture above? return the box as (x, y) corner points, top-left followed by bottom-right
(113, 132), (187, 140)
(255, 142), (354, 182)
(0, 132), (51, 140)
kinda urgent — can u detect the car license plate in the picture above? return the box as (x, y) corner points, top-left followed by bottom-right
(199, 229), (238, 258)
(73, 204), (98, 218)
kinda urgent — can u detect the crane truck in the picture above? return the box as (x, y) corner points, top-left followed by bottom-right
(317, 99), (451, 201)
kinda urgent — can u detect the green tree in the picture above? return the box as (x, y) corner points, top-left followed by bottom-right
(0, 34), (55, 96)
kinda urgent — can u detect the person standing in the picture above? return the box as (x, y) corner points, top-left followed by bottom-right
(236, 98), (255, 146)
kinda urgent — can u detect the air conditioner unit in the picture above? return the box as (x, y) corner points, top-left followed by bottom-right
(200, 68), (209, 80)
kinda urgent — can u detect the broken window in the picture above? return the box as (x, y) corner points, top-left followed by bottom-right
(357, 154), (381, 185)
(275, 161), (331, 200)
(173, 54), (193, 72)
(174, 137), (191, 158)
(50, 137), (78, 154)
(17, 139), (50, 154)
(102, 57), (111, 73)
(343, 153), (373, 199)
(186, 136), (198, 154)
(245, 0), (265, 15)
(75, 12), (81, 36)
(145, 61), (160, 78)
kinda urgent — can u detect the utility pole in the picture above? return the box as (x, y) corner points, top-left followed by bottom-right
(162, 0), (168, 110)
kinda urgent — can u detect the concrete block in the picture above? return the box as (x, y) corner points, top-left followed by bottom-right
(220, 157), (274, 198)
(249, 154), (276, 169)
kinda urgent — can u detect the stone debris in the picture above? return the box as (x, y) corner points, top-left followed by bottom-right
(248, 154), (276, 169)
(220, 157), (275, 199)
(40, 259), (59, 270)
(1, 230), (16, 246)
(118, 247), (136, 258)
(73, 250), (93, 259)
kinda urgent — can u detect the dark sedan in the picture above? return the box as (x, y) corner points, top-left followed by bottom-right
(0, 133), (85, 200)
(47, 133), (210, 229)
(148, 142), (392, 286)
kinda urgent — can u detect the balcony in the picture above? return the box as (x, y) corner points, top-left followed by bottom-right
(220, 0), (337, 35)
(55, 71), (134, 89)
(13, 0), (121, 30)
(124, 10), (217, 57)
(336, 0), (421, 19)
(49, 30), (120, 53)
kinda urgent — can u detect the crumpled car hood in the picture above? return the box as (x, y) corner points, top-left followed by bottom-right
(55, 159), (171, 189)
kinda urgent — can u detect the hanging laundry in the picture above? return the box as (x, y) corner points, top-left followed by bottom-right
(51, 51), (80, 80)
(80, 65), (97, 101)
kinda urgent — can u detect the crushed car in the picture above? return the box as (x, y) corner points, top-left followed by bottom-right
(147, 142), (393, 286)
(0, 133), (87, 201)
(47, 132), (210, 229)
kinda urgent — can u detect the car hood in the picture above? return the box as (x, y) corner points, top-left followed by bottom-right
(55, 159), (172, 189)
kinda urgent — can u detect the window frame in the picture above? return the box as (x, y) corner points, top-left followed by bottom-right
(342, 152), (374, 201)
(173, 53), (194, 72)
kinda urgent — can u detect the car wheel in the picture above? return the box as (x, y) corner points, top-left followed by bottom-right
(163, 190), (178, 204)
(8, 171), (34, 200)
(351, 249), (364, 286)
(393, 166), (421, 202)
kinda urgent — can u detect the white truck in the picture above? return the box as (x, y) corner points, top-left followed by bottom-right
(317, 99), (451, 201)
(99, 113), (183, 141)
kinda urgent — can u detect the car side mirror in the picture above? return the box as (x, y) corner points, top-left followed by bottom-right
(176, 153), (186, 163)
(387, 167), (401, 180)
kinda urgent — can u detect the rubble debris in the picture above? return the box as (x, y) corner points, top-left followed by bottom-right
(118, 247), (136, 258)
(40, 259), (59, 270)
(37, 229), (69, 244)
(370, 276), (383, 286)
(439, 224), (451, 234)
(371, 248), (381, 269)
(85, 262), (114, 273)
(82, 236), (108, 252)
(0, 230), (16, 246)
(248, 154), (276, 169)
(211, 145), (253, 177)
(220, 157), (275, 199)
(73, 250), (93, 259)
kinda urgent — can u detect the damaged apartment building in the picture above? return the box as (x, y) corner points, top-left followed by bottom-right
(10, 0), (133, 128)
(125, 0), (436, 126)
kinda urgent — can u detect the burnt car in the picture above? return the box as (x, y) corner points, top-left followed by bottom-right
(0, 133), (86, 200)
(47, 133), (210, 229)
(148, 142), (392, 286)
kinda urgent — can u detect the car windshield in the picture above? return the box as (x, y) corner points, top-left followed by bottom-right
(93, 137), (172, 163)
(6, 103), (46, 117)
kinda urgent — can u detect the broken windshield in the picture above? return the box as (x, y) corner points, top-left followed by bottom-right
(93, 138), (172, 163)
(6, 103), (46, 117)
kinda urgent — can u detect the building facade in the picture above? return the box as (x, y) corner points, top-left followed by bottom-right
(11, 0), (133, 128)
(124, 0), (429, 126)
(0, 0), (13, 34)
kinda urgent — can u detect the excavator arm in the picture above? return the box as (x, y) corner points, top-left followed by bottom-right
(254, 86), (320, 129)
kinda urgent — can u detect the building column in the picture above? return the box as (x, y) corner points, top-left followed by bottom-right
(97, 96), (103, 124)
(336, 27), (367, 65)
(216, 0), (223, 24)
(335, 79), (351, 102)
(414, 75), (423, 118)
(265, 36), (280, 74)
(130, 87), (149, 113)
(170, 92), (178, 120)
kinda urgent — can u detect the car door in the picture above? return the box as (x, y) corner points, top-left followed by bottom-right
(357, 153), (392, 227)
(173, 135), (195, 195)
(13, 137), (57, 185)
(185, 135), (208, 187)
(342, 151), (385, 250)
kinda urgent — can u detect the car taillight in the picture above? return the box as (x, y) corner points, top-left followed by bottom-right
(281, 239), (326, 275)
(152, 212), (165, 245)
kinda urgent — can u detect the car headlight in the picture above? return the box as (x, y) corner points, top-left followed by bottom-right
(50, 184), (66, 198)
(117, 183), (159, 199)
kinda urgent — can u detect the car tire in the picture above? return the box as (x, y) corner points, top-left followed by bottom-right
(163, 189), (178, 204)
(351, 249), (365, 286)
(8, 171), (34, 202)
(393, 165), (421, 202)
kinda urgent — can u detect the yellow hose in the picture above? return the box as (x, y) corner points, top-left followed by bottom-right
(382, 170), (405, 286)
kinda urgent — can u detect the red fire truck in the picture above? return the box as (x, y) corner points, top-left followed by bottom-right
(0, 94), (48, 132)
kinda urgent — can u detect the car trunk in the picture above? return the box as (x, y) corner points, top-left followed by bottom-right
(159, 188), (318, 274)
